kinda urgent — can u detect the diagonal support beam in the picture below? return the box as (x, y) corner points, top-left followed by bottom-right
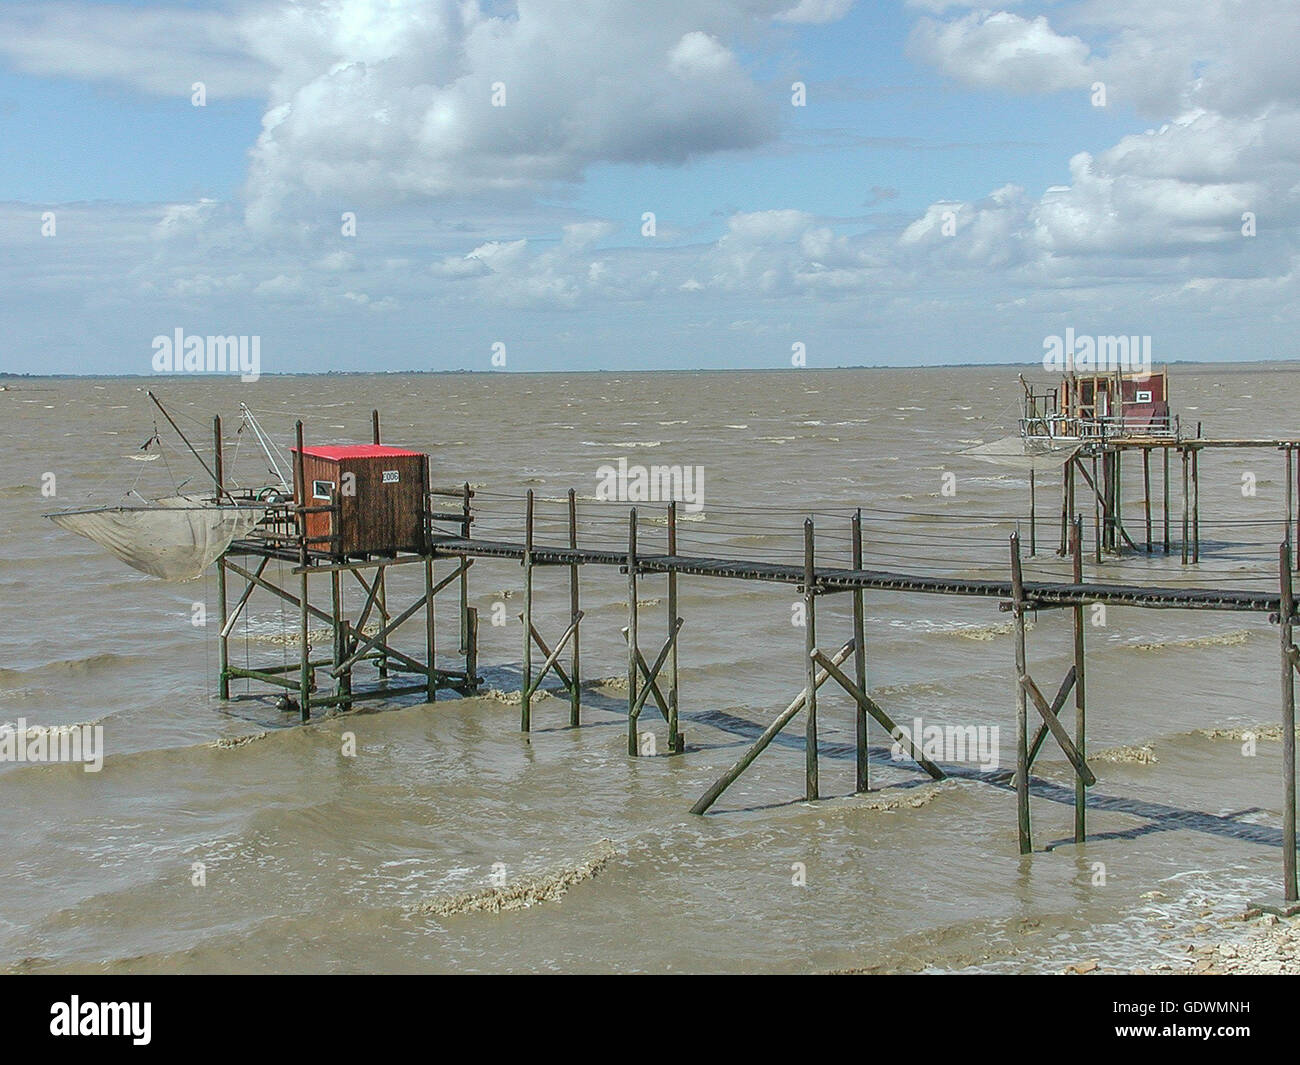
(220, 556), (269, 638)
(1075, 459), (1139, 552)
(1026, 665), (1077, 769)
(630, 617), (683, 722)
(329, 559), (469, 677)
(521, 619), (575, 692)
(1020, 672), (1096, 785)
(224, 559), (433, 680)
(523, 611), (584, 700)
(331, 589), (428, 676)
(690, 638), (855, 815)
(620, 628), (672, 723)
(813, 649), (945, 782)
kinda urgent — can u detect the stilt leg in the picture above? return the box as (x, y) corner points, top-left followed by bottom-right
(1011, 532), (1031, 854)
(803, 518), (819, 801)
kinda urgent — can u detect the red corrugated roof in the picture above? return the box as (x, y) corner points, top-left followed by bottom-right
(293, 444), (425, 460)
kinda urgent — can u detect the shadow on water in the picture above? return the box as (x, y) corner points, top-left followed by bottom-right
(215, 665), (1291, 854)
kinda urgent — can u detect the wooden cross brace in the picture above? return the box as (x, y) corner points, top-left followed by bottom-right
(330, 559), (470, 677)
(810, 648), (945, 781)
(219, 556), (269, 638)
(520, 611), (584, 700)
(224, 558), (432, 680)
(1020, 666), (1095, 786)
(621, 617), (683, 725)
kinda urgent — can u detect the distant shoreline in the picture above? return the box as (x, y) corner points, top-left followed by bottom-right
(4, 358), (1299, 382)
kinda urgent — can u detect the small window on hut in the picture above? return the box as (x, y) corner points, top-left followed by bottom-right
(1136, 390), (1152, 403)
(312, 480), (335, 500)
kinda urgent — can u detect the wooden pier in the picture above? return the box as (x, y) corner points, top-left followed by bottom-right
(210, 407), (1300, 908)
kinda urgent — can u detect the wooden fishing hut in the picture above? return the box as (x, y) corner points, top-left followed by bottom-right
(1016, 369), (1300, 568)
(215, 412), (481, 722)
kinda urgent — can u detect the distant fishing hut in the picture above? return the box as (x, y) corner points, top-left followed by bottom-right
(1011, 367), (1300, 566)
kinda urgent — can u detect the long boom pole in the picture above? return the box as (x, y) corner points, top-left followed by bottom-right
(146, 390), (236, 502)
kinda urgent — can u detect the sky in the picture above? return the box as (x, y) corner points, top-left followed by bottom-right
(0, 0), (1297, 375)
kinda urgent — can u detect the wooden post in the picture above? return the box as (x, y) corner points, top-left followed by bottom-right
(1286, 448), (1294, 572)
(1191, 445), (1200, 564)
(667, 501), (681, 753)
(1281, 545), (1297, 902)
(1113, 449), (1122, 554)
(1029, 468), (1036, 556)
(1059, 462), (1070, 556)
(295, 420), (310, 722)
(521, 490), (534, 732)
(1011, 531), (1031, 854)
(214, 415), (230, 700)
(1101, 450), (1112, 552)
(424, 557), (437, 703)
(371, 408), (380, 445)
(460, 482), (471, 660)
(852, 509), (868, 793)
(1072, 515), (1087, 844)
(375, 569), (389, 679)
(1143, 447), (1152, 553)
(1163, 445), (1171, 555)
(568, 488), (581, 729)
(1181, 447), (1190, 565)
(332, 568), (352, 711)
(627, 507), (639, 756)
(1092, 453), (1102, 565)
(465, 606), (479, 694)
(803, 518), (819, 801)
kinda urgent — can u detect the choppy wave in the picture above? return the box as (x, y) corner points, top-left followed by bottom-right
(1133, 630), (1253, 653)
(1092, 743), (1158, 764)
(0, 652), (149, 686)
(407, 839), (617, 916)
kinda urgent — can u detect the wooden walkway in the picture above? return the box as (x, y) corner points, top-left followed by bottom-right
(428, 535), (1281, 614)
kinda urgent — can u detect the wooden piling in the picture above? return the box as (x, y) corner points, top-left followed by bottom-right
(465, 606), (479, 693)
(214, 415), (230, 700)
(1163, 445), (1171, 555)
(521, 489), (534, 732)
(332, 568), (352, 711)
(1029, 468), (1037, 556)
(1092, 453), (1102, 565)
(1286, 447), (1294, 572)
(627, 507), (639, 756)
(852, 508), (868, 793)
(1281, 544), (1297, 902)
(1113, 448), (1123, 554)
(424, 556), (437, 704)
(1072, 515), (1087, 844)
(1192, 446), (1200, 564)
(1101, 449), (1113, 552)
(1181, 447), (1190, 566)
(803, 518), (819, 801)
(1058, 462), (1069, 556)
(460, 482), (472, 664)
(295, 420), (310, 722)
(1143, 447), (1152, 553)
(667, 501), (681, 753)
(1010, 531), (1031, 854)
(568, 488), (581, 728)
